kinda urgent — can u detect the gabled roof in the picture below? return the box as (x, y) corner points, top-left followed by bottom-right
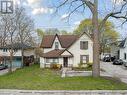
(119, 38), (126, 48)
(41, 49), (73, 58)
(40, 32), (92, 48)
(40, 34), (78, 48)
(0, 43), (34, 49)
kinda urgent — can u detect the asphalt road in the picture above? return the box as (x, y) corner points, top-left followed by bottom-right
(100, 61), (127, 83)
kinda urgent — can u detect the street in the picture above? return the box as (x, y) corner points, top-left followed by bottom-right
(100, 61), (127, 83)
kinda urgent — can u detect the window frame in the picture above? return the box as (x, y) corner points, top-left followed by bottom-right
(80, 41), (88, 50)
(46, 58), (59, 63)
(55, 42), (59, 49)
(80, 55), (89, 64)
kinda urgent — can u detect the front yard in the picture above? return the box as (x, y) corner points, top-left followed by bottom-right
(0, 64), (127, 90)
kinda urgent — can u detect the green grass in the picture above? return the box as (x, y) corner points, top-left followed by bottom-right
(0, 64), (127, 90)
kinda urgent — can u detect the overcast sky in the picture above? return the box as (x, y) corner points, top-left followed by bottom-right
(2, 0), (127, 38)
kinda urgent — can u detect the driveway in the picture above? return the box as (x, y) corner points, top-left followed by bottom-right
(0, 68), (17, 76)
(100, 61), (127, 83)
(0, 69), (8, 76)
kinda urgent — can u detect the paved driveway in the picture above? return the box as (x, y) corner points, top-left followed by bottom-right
(100, 61), (127, 83)
(0, 69), (8, 76)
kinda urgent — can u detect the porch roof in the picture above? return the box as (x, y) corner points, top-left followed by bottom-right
(41, 49), (73, 58)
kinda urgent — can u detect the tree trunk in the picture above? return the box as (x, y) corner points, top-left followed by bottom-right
(9, 48), (13, 73)
(92, 0), (100, 77)
(21, 44), (24, 67)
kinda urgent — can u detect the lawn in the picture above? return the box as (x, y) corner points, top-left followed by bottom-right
(0, 64), (127, 90)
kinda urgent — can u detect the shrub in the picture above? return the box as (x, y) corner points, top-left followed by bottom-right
(87, 62), (93, 68)
(50, 63), (62, 69)
(78, 62), (84, 68)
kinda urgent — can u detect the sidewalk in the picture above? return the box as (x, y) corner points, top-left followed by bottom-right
(0, 89), (127, 95)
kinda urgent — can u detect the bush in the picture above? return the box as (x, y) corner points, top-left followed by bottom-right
(50, 64), (62, 69)
(78, 62), (84, 68)
(87, 62), (93, 67)
(75, 62), (93, 71)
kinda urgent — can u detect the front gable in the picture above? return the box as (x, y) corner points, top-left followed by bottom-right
(52, 35), (63, 49)
(61, 50), (73, 57)
(68, 32), (93, 50)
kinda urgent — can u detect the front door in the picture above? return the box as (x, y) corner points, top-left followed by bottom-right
(63, 57), (68, 67)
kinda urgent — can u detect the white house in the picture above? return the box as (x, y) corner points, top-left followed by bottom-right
(119, 38), (127, 62)
(40, 33), (93, 68)
(110, 41), (121, 59)
(110, 38), (127, 62)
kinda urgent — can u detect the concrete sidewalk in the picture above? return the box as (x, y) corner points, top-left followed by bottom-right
(0, 89), (127, 95)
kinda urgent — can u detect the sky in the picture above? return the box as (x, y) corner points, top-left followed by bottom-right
(1, 0), (127, 38)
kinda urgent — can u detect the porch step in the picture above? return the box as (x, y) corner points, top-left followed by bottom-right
(61, 67), (72, 77)
(62, 67), (72, 71)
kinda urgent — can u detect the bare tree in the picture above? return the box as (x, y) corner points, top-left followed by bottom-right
(55, 0), (127, 77)
(0, 7), (35, 72)
(0, 15), (10, 47)
(1, 14), (18, 72)
(15, 7), (34, 67)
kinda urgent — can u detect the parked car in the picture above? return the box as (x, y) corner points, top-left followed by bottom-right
(0, 64), (8, 70)
(103, 57), (111, 62)
(111, 56), (116, 62)
(123, 62), (127, 67)
(113, 59), (123, 65)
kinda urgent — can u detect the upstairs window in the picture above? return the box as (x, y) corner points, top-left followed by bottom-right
(3, 48), (7, 52)
(55, 42), (59, 49)
(14, 49), (18, 52)
(80, 41), (88, 50)
(124, 53), (126, 60)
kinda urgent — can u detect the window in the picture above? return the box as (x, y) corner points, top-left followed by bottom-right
(3, 49), (7, 52)
(55, 42), (59, 49)
(46, 58), (59, 63)
(80, 41), (88, 50)
(14, 49), (18, 52)
(80, 55), (89, 63)
(124, 53), (126, 60)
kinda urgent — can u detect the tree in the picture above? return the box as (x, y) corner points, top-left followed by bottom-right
(74, 19), (119, 53)
(0, 14), (18, 72)
(36, 28), (44, 38)
(0, 7), (35, 72)
(55, 0), (127, 77)
(45, 28), (60, 35)
(16, 7), (35, 67)
(36, 28), (70, 36)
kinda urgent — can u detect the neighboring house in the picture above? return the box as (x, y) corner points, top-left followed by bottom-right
(110, 38), (127, 62)
(110, 41), (121, 59)
(119, 38), (127, 62)
(40, 33), (93, 68)
(0, 43), (35, 67)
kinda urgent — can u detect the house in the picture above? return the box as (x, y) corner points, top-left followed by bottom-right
(119, 38), (127, 62)
(40, 33), (93, 68)
(110, 41), (121, 59)
(110, 38), (127, 62)
(0, 43), (35, 67)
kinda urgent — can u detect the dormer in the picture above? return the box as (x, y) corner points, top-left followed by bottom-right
(52, 34), (63, 50)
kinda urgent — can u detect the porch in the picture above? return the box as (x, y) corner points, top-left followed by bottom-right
(40, 57), (73, 68)
(40, 49), (73, 68)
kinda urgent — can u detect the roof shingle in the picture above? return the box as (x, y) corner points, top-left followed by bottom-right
(40, 34), (78, 48)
